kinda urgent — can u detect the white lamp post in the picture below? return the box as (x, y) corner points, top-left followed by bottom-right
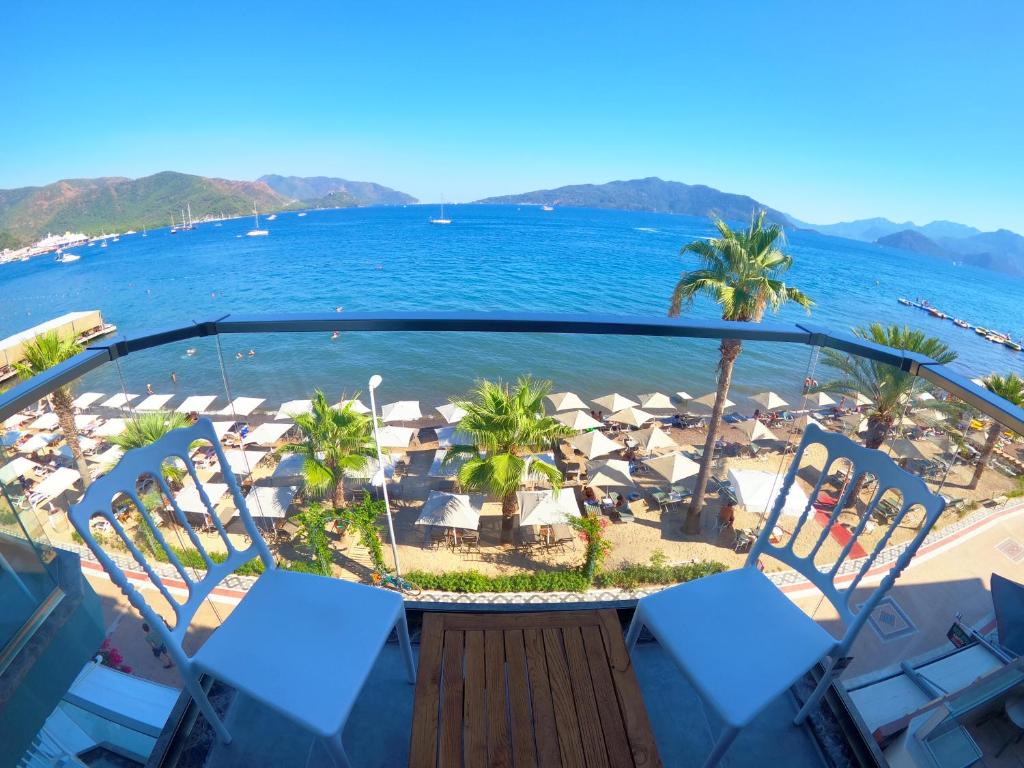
(368, 374), (402, 575)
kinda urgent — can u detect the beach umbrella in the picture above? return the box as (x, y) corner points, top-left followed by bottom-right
(643, 452), (700, 484)
(524, 452), (558, 485)
(74, 414), (100, 431)
(516, 490), (582, 526)
(569, 430), (620, 460)
(751, 391), (789, 411)
(32, 467), (81, 503)
(728, 468), (809, 518)
(28, 413), (59, 431)
(219, 396), (266, 416)
(174, 480), (230, 522)
(1, 431), (21, 448)
(555, 410), (604, 431)
(209, 421), (236, 441)
(136, 394), (175, 411)
(638, 392), (674, 410)
(689, 392), (735, 414)
(629, 425), (679, 453)
(853, 393), (874, 407)
(607, 407), (655, 428)
(547, 392), (589, 411)
(243, 421), (292, 446)
(415, 491), (483, 529)
(269, 454), (306, 485)
(435, 403), (467, 424)
(840, 414), (868, 434)
(376, 425), (416, 449)
(3, 413), (31, 429)
(675, 391), (693, 403)
(72, 392), (105, 409)
(889, 438), (926, 461)
(916, 408), (947, 423)
(88, 445), (124, 466)
(242, 485), (298, 520)
(914, 391), (935, 402)
(176, 395), (217, 414)
(586, 459), (635, 491)
(381, 400), (422, 422)
(101, 393), (139, 409)
(435, 426), (474, 448)
(792, 413), (821, 431)
(0, 457), (40, 484)
(329, 397), (370, 415)
(805, 392), (836, 408)
(219, 449), (268, 478)
(737, 419), (779, 443)
(276, 399), (313, 419)
(593, 393), (638, 412)
(93, 418), (127, 437)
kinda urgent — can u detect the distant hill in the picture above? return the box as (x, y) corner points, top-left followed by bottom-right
(876, 228), (1024, 277)
(259, 175), (417, 206)
(0, 171), (296, 247)
(793, 216), (982, 243)
(474, 177), (792, 225)
(876, 230), (955, 259)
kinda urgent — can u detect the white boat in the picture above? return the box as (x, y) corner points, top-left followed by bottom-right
(266, 214), (277, 221)
(246, 203), (269, 237)
(142, 225), (147, 238)
(100, 240), (108, 248)
(430, 200), (452, 225)
(542, 205), (554, 212)
(297, 212), (307, 217)
(55, 253), (80, 263)
(123, 230), (136, 235)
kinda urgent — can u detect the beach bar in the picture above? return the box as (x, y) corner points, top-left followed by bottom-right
(0, 310), (116, 383)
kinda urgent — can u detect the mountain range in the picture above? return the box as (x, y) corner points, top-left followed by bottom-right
(0, 171), (417, 249)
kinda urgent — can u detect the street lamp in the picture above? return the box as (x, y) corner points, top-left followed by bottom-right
(368, 374), (402, 575)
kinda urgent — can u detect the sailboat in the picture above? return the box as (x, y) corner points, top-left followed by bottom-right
(246, 202), (269, 237)
(142, 225), (147, 238)
(430, 198), (452, 225)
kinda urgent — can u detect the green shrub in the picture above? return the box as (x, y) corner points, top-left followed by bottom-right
(339, 497), (388, 573)
(594, 560), (727, 589)
(150, 542), (265, 577)
(278, 559), (324, 574)
(569, 515), (612, 582)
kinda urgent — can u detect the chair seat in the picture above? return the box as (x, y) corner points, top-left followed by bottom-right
(635, 567), (837, 728)
(193, 568), (404, 738)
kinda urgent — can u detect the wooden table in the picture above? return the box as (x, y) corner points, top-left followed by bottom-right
(410, 610), (661, 767)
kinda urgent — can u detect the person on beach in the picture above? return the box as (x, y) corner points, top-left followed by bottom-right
(142, 621), (173, 668)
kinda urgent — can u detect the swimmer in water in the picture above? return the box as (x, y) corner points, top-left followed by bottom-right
(248, 349), (255, 357)
(146, 383), (154, 395)
(335, 306), (344, 312)
(236, 352), (243, 360)
(170, 371), (177, 384)
(331, 331), (339, 340)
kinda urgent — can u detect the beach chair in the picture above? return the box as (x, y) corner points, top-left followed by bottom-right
(625, 423), (945, 768)
(517, 525), (542, 551)
(67, 417), (415, 767)
(460, 529), (481, 555)
(549, 523), (576, 552)
(651, 491), (671, 513)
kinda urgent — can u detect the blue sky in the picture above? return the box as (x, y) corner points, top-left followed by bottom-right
(4, 1), (1022, 231)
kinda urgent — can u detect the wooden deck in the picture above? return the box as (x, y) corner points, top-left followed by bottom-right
(409, 610), (661, 768)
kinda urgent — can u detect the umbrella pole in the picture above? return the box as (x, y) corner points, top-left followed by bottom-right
(369, 376), (402, 576)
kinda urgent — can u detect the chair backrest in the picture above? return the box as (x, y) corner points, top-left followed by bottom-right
(67, 418), (275, 652)
(746, 422), (945, 654)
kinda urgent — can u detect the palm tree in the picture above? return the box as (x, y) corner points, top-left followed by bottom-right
(447, 376), (574, 544)
(669, 211), (813, 534)
(968, 373), (1024, 490)
(281, 390), (375, 509)
(14, 331), (92, 486)
(816, 324), (959, 451)
(110, 410), (192, 483)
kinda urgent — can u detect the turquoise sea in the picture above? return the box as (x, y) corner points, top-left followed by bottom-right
(2, 205), (1023, 411)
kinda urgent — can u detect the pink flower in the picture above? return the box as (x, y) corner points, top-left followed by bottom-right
(100, 638), (111, 650)
(121, 665), (133, 674)
(109, 650), (123, 664)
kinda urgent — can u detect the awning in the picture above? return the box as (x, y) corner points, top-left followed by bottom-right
(586, 459), (635, 490)
(728, 468), (810, 518)
(643, 452), (700, 483)
(33, 467), (81, 502)
(93, 418), (127, 437)
(593, 393), (638, 412)
(516, 490), (582, 526)
(101, 393), (139, 409)
(555, 410), (603, 431)
(629, 425), (679, 452)
(0, 457), (40, 484)
(435, 403), (467, 424)
(607, 407), (655, 428)
(243, 485), (298, 520)
(751, 391), (789, 411)
(569, 430), (620, 460)
(72, 392), (105, 409)
(547, 392), (589, 411)
(381, 400), (422, 422)
(637, 392), (674, 410)
(219, 449), (268, 478)
(414, 491), (483, 529)
(243, 422), (292, 446)
(377, 425), (416, 449)
(136, 394), (175, 411)
(28, 412), (59, 431)
(175, 395), (217, 414)
(276, 400), (312, 420)
(219, 396), (266, 416)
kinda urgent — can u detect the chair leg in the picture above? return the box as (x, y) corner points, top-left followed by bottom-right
(396, 610), (417, 683)
(702, 724), (739, 768)
(327, 732), (353, 768)
(625, 609), (644, 651)
(794, 658), (836, 725)
(184, 675), (231, 744)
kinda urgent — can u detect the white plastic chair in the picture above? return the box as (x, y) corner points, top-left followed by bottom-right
(68, 417), (415, 767)
(626, 422), (945, 768)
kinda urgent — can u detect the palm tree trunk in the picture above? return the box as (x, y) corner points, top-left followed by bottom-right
(332, 475), (346, 510)
(684, 339), (741, 535)
(500, 491), (518, 544)
(969, 423), (1002, 490)
(52, 389), (91, 487)
(840, 417), (890, 509)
